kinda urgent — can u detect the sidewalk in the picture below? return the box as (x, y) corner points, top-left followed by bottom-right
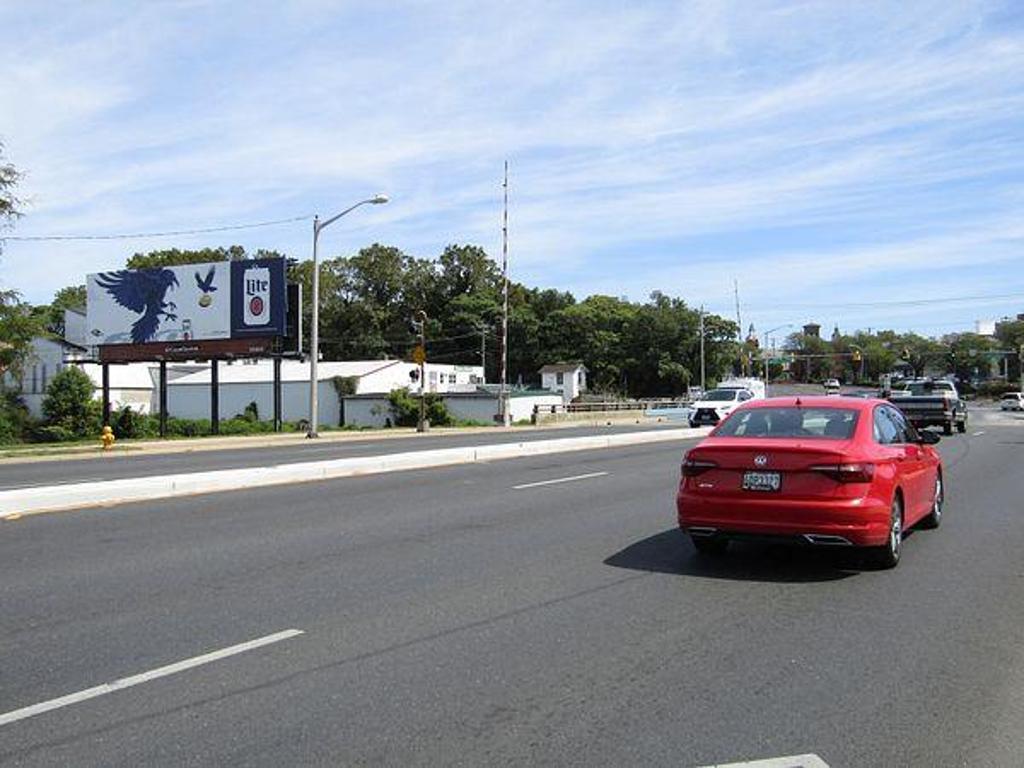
(0, 416), (679, 465)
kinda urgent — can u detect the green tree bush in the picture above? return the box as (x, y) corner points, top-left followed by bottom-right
(41, 367), (100, 438)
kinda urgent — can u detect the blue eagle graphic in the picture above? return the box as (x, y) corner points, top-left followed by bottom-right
(95, 268), (179, 344)
(195, 264), (217, 293)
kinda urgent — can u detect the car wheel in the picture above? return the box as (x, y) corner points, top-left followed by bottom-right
(691, 536), (728, 556)
(920, 473), (943, 529)
(943, 422), (953, 436)
(870, 496), (903, 569)
(956, 419), (966, 434)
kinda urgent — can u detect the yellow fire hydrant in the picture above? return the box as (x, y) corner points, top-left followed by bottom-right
(101, 425), (115, 451)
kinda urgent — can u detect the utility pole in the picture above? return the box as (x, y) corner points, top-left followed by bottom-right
(415, 310), (427, 432)
(733, 279), (743, 375)
(499, 160), (511, 427)
(699, 305), (706, 392)
(478, 322), (487, 381)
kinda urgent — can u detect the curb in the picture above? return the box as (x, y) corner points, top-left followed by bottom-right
(0, 427), (711, 518)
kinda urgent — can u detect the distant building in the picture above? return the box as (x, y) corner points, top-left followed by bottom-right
(538, 363), (587, 404)
(166, 359), (484, 426)
(803, 323), (821, 338)
(975, 320), (996, 337)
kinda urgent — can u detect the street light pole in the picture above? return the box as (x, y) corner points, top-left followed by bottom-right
(415, 310), (428, 432)
(308, 194), (389, 438)
(699, 305), (706, 392)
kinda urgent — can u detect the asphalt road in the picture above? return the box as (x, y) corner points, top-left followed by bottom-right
(0, 422), (685, 491)
(2, 418), (1023, 766)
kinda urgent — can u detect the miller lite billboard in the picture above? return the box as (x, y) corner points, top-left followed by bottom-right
(86, 258), (286, 349)
(230, 258), (286, 338)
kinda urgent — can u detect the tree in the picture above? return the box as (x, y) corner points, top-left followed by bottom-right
(125, 245), (249, 270)
(34, 285), (87, 337)
(0, 142), (21, 242)
(41, 366), (98, 438)
(0, 290), (42, 379)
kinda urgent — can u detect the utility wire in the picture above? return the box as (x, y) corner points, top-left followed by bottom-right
(0, 214), (313, 242)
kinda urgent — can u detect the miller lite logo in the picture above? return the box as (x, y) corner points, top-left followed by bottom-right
(243, 266), (271, 326)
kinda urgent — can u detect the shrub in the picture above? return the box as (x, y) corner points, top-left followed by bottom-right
(41, 366), (100, 438)
(0, 392), (31, 444)
(112, 406), (159, 439)
(387, 388), (452, 427)
(30, 424), (79, 443)
(976, 380), (1019, 399)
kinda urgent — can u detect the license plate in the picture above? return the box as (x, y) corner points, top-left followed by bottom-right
(742, 471), (781, 492)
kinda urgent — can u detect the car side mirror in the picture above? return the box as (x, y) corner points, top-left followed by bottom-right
(917, 430), (940, 445)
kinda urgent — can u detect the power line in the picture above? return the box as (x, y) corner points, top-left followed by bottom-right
(0, 214), (313, 242)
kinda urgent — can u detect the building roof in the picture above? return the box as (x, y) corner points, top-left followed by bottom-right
(168, 359), (402, 386)
(538, 363), (587, 373)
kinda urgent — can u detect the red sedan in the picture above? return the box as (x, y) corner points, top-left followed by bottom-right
(676, 397), (943, 568)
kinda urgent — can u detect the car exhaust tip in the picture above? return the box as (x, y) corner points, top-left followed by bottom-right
(687, 527), (718, 538)
(803, 534), (853, 546)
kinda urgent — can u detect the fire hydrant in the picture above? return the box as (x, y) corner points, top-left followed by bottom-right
(101, 425), (115, 451)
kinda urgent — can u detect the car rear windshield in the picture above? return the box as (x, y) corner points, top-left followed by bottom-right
(716, 407), (859, 439)
(1002, 393), (1022, 400)
(699, 389), (739, 401)
(905, 382), (953, 396)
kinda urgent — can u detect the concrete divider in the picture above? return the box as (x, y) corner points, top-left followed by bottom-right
(0, 427), (711, 518)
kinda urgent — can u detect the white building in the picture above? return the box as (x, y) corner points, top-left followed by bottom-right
(165, 359), (484, 426)
(539, 363), (588, 404)
(342, 390), (563, 428)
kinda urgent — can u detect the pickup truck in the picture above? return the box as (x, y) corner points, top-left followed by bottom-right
(888, 379), (968, 435)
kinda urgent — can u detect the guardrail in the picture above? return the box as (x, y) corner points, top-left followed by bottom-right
(532, 399), (692, 415)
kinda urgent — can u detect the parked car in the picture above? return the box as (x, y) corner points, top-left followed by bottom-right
(677, 397), (943, 568)
(1000, 392), (1024, 411)
(823, 378), (841, 394)
(888, 379), (967, 435)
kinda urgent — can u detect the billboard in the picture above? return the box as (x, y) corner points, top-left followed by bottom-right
(86, 258), (286, 347)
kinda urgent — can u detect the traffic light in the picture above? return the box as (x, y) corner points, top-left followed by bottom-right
(851, 349), (862, 363)
(901, 347), (911, 361)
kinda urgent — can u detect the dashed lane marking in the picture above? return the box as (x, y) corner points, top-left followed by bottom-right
(513, 471), (609, 490)
(695, 755), (830, 768)
(0, 628), (304, 727)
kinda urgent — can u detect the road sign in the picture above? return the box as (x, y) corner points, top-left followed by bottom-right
(412, 345), (426, 364)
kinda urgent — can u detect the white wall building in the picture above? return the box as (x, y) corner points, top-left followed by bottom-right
(165, 359), (484, 426)
(342, 390), (563, 428)
(539, 363), (588, 404)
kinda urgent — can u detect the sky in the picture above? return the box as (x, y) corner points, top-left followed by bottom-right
(1, 0), (1023, 340)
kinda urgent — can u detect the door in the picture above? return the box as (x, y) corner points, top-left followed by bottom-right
(884, 406), (932, 522)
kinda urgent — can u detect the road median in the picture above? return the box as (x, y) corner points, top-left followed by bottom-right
(0, 427), (710, 518)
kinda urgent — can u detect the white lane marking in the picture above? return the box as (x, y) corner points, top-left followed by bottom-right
(513, 471), (609, 490)
(0, 628), (303, 727)
(972, 430), (985, 436)
(696, 755), (830, 768)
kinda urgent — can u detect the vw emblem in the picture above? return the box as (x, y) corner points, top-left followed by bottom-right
(753, 454), (769, 467)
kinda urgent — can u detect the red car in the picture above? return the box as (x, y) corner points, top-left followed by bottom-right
(676, 397), (943, 568)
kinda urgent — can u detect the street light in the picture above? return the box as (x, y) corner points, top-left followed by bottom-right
(308, 194), (389, 438)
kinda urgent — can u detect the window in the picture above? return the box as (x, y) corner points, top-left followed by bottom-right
(40, 363), (48, 392)
(556, 372), (564, 385)
(738, 391), (752, 401)
(885, 406), (917, 443)
(874, 407), (900, 444)
(716, 407), (858, 439)
(699, 389), (739, 401)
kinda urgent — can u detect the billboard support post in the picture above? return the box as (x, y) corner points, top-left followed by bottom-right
(101, 363), (110, 427)
(210, 359), (220, 435)
(273, 357), (282, 433)
(159, 361), (168, 438)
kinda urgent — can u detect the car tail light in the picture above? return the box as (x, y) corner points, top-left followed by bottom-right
(809, 463), (876, 483)
(682, 455), (718, 477)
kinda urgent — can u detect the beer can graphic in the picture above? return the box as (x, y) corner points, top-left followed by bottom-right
(243, 266), (271, 326)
